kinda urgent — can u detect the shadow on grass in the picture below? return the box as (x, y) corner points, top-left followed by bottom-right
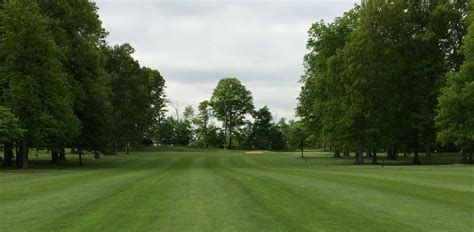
(299, 153), (469, 166)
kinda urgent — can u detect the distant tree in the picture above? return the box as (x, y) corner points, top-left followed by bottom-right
(183, 106), (195, 121)
(158, 117), (176, 145)
(206, 125), (226, 148)
(268, 121), (288, 151)
(287, 121), (310, 158)
(236, 120), (254, 149)
(193, 101), (213, 148)
(175, 119), (193, 146)
(210, 78), (254, 149)
(252, 106), (273, 150)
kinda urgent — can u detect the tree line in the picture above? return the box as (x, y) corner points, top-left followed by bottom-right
(155, 77), (297, 151)
(297, 0), (473, 164)
(0, 0), (166, 168)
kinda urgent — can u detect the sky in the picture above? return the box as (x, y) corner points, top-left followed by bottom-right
(94, 0), (359, 120)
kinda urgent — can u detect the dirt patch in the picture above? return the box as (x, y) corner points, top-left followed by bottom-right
(245, 151), (264, 154)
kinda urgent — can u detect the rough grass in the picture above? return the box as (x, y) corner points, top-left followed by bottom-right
(0, 149), (472, 231)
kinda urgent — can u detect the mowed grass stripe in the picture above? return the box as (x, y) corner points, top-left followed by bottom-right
(244, 162), (474, 208)
(0, 156), (180, 231)
(226, 156), (474, 231)
(243, 155), (474, 201)
(223, 156), (416, 231)
(64, 157), (187, 231)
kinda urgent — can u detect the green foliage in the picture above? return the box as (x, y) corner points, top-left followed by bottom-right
(102, 44), (166, 152)
(0, 1), (168, 166)
(297, 0), (469, 164)
(436, 3), (474, 149)
(0, 106), (23, 143)
(0, 0), (79, 149)
(38, 0), (110, 152)
(287, 121), (311, 150)
(141, 67), (167, 144)
(210, 77), (254, 148)
(157, 116), (193, 146)
(192, 101), (219, 148)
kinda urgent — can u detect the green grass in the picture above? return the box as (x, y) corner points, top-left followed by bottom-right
(1, 149), (473, 231)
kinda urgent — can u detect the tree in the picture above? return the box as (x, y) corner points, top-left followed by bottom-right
(287, 121), (310, 158)
(0, 106), (23, 167)
(298, 0), (468, 165)
(193, 100), (212, 148)
(252, 106), (273, 150)
(0, 0), (79, 168)
(297, 6), (361, 160)
(144, 68), (167, 144)
(403, 0), (469, 164)
(210, 77), (254, 149)
(103, 44), (150, 154)
(436, 3), (474, 164)
(38, 0), (110, 162)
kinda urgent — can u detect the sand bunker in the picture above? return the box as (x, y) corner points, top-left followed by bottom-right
(245, 151), (264, 154)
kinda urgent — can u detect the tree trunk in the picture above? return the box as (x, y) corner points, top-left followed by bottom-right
(334, 145), (341, 158)
(468, 145), (473, 164)
(393, 143), (399, 160)
(125, 140), (129, 155)
(223, 122), (228, 149)
(424, 142), (432, 164)
(413, 141), (421, 165)
(387, 145), (397, 160)
(16, 139), (28, 169)
(3, 142), (14, 167)
(51, 148), (59, 164)
(355, 141), (364, 165)
(371, 149), (378, 165)
(59, 147), (66, 160)
(460, 146), (467, 164)
(94, 151), (100, 159)
(78, 148), (83, 166)
(228, 128), (232, 150)
(386, 145), (393, 160)
(343, 148), (350, 157)
(366, 148), (372, 158)
(300, 140), (305, 158)
(110, 141), (117, 155)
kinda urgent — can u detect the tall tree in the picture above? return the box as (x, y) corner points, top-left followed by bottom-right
(210, 77), (254, 149)
(0, 0), (79, 168)
(252, 106), (273, 150)
(297, 6), (360, 158)
(143, 67), (167, 144)
(38, 0), (112, 161)
(193, 100), (212, 148)
(404, 0), (469, 164)
(103, 44), (144, 154)
(436, 2), (474, 164)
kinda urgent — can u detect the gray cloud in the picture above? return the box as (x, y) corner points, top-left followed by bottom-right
(94, 0), (358, 120)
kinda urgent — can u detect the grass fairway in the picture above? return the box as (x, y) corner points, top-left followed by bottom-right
(1, 149), (473, 231)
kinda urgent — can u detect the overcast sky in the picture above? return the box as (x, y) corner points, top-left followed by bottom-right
(94, 0), (358, 120)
